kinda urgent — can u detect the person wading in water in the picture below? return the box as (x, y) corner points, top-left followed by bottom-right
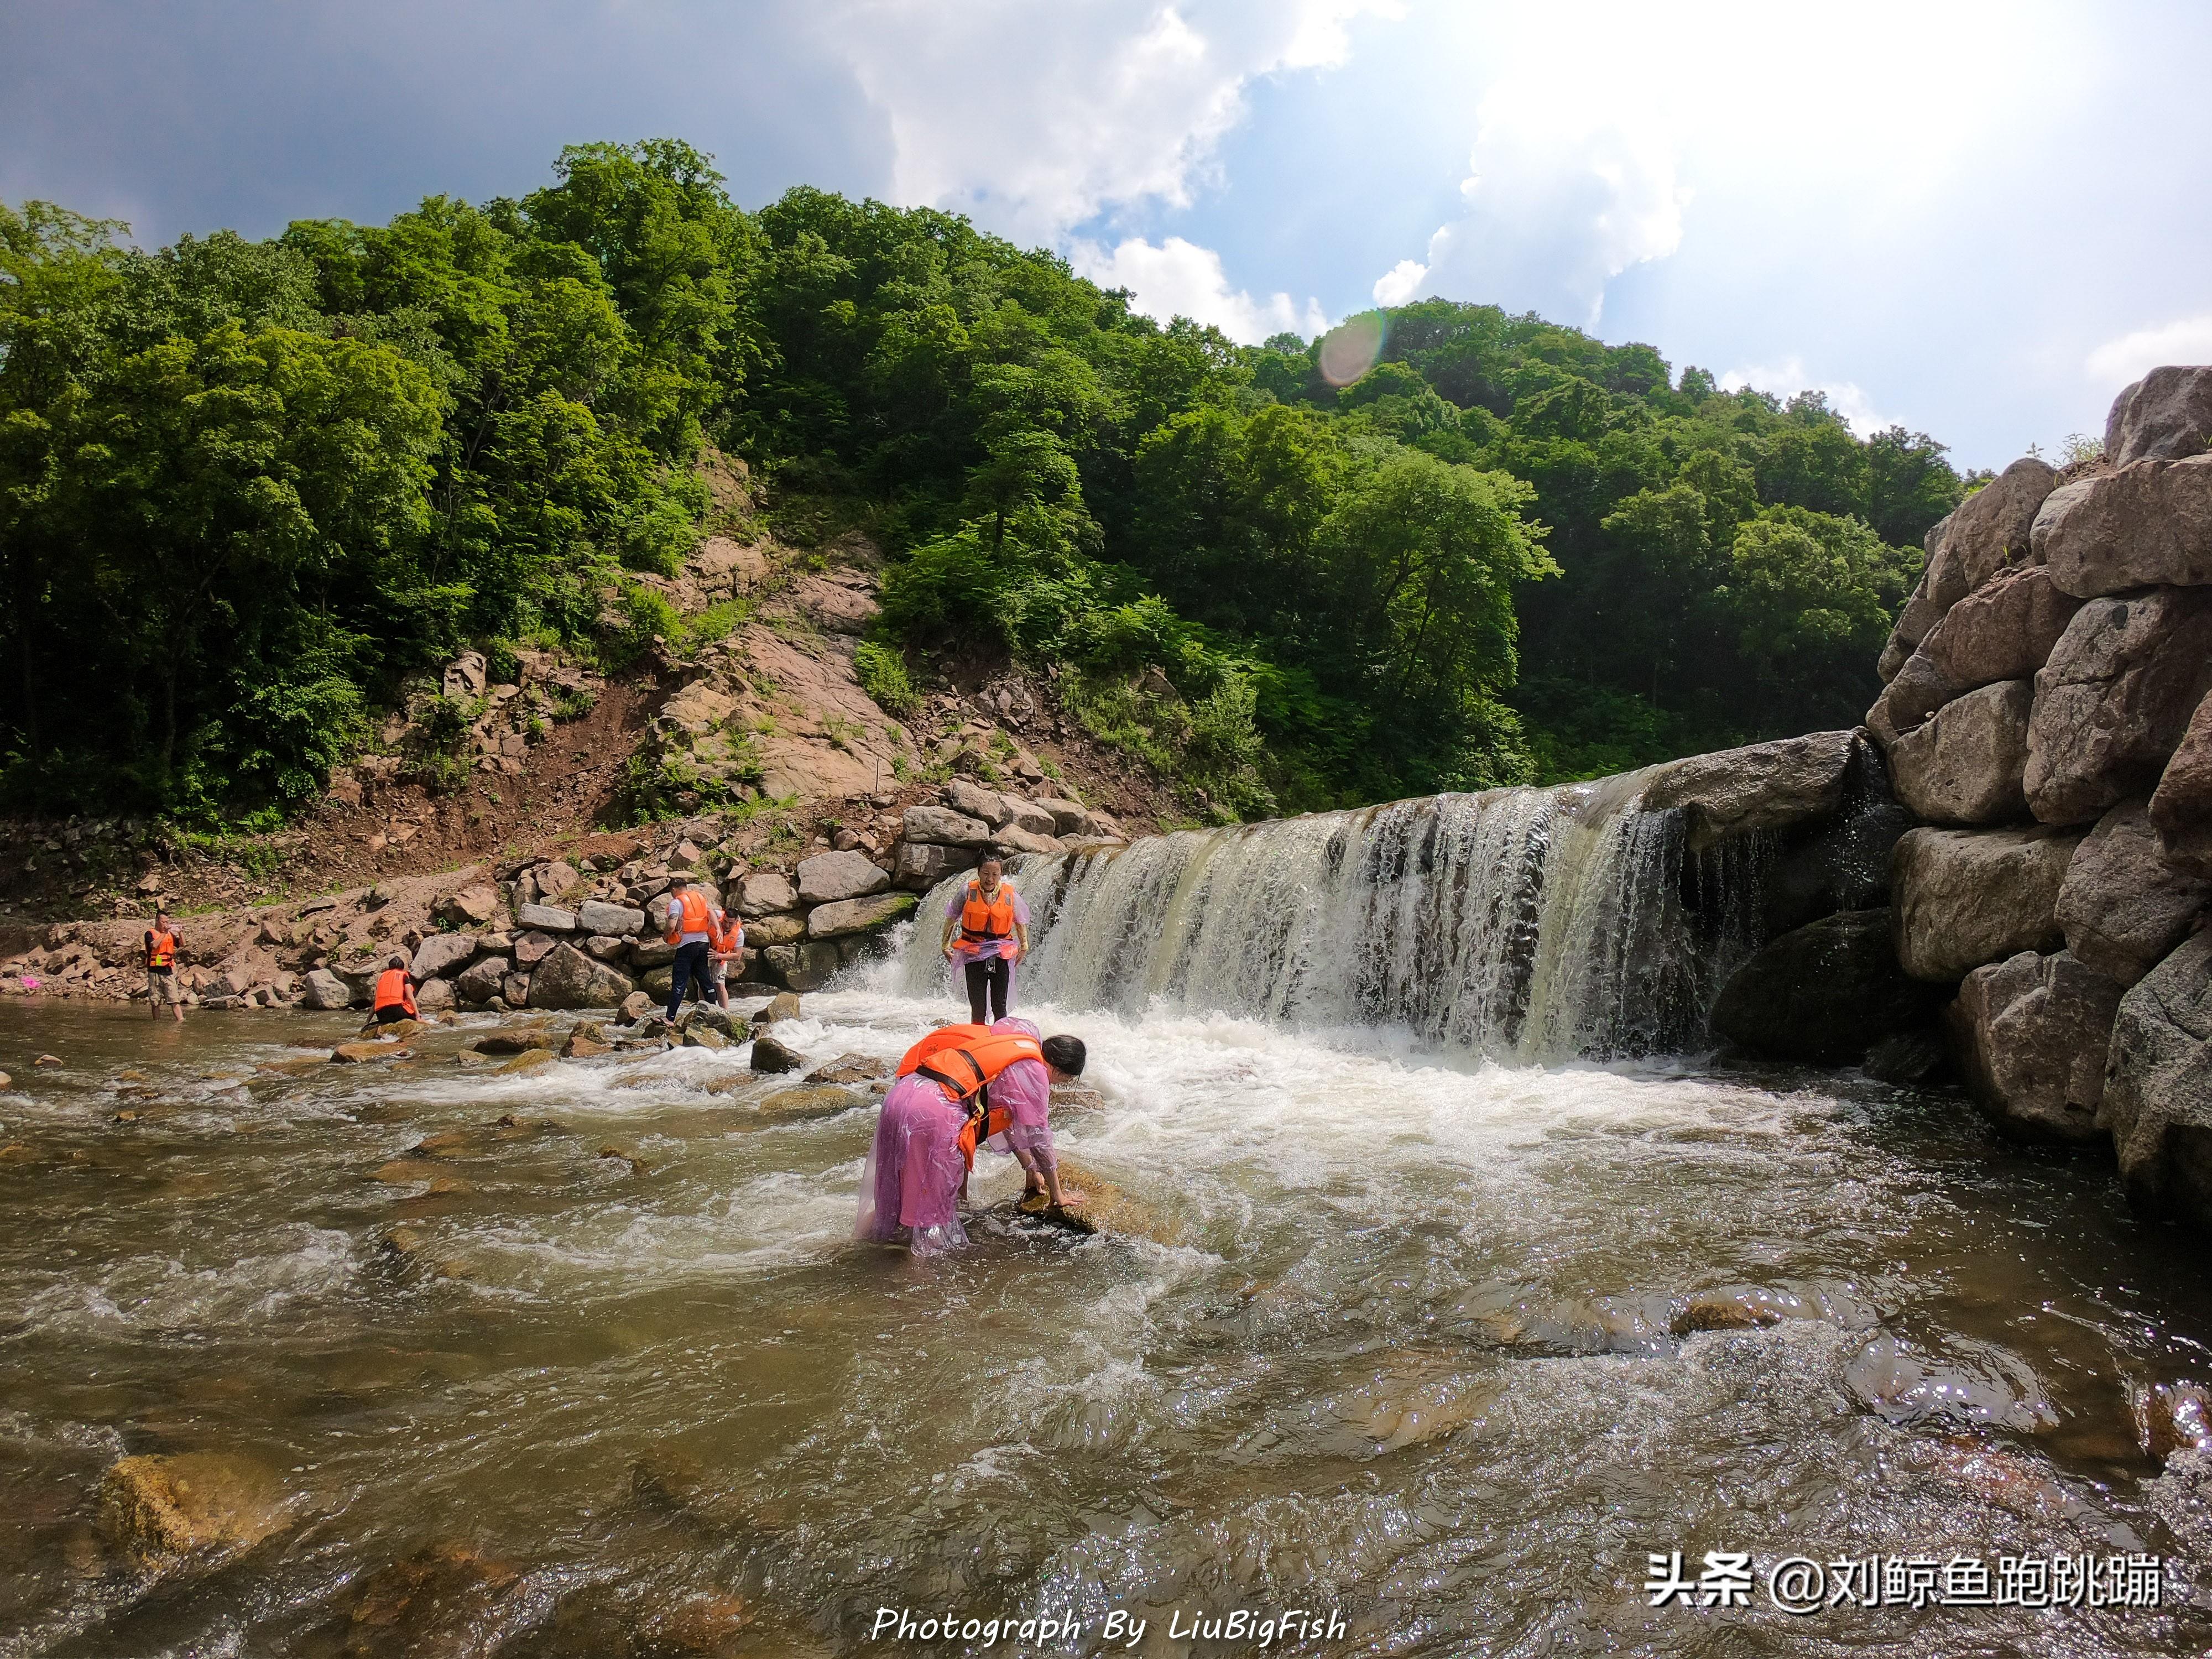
(372, 956), (419, 1025)
(144, 911), (184, 1022)
(939, 854), (1029, 1023)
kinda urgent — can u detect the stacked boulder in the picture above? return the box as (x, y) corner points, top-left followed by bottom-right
(894, 779), (1112, 891)
(1866, 366), (2212, 1221)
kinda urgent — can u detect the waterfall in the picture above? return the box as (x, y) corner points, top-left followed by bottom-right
(899, 772), (1773, 1063)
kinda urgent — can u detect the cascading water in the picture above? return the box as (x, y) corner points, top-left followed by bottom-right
(903, 770), (1772, 1061)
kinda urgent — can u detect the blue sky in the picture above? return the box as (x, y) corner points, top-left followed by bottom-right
(6, 1), (2209, 471)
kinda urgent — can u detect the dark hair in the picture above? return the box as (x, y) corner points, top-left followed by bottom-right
(388, 955), (407, 969)
(1040, 1034), (1086, 1077)
(977, 851), (1004, 867)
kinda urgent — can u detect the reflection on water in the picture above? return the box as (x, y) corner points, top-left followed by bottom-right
(2, 986), (2211, 1656)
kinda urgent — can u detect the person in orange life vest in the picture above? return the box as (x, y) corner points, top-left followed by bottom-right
(662, 879), (725, 1023)
(143, 910), (184, 1022)
(372, 956), (419, 1024)
(973, 1016), (1079, 1209)
(938, 854), (1029, 1024)
(706, 909), (744, 1009)
(855, 1022), (1087, 1250)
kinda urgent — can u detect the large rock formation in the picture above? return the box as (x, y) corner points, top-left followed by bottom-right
(1891, 826), (2079, 982)
(1887, 679), (2032, 825)
(1944, 950), (2124, 1142)
(1641, 730), (1858, 849)
(2104, 364), (2212, 466)
(2053, 800), (2210, 985)
(2100, 932), (2212, 1227)
(1708, 910), (1943, 1065)
(2033, 454), (2212, 597)
(527, 943), (635, 1010)
(1880, 458), (2058, 675)
(2025, 587), (2212, 825)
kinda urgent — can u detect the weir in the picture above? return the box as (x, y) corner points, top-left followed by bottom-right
(905, 769), (1775, 1062)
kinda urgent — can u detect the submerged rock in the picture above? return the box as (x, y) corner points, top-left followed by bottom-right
(1018, 1157), (1177, 1243)
(1709, 910), (1942, 1065)
(757, 1084), (862, 1119)
(2140, 1381), (2212, 1462)
(805, 1052), (887, 1084)
(98, 1452), (282, 1562)
(343, 1540), (520, 1657)
(749, 1034), (805, 1074)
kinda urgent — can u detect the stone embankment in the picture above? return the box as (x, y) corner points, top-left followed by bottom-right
(0, 781), (1124, 1011)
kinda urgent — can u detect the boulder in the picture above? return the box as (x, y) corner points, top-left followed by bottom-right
(681, 1024), (727, 1051)
(763, 941), (841, 990)
(561, 1021), (613, 1060)
(442, 650), (487, 698)
(993, 825), (1063, 857)
(513, 930), (559, 969)
(893, 840), (978, 891)
(2106, 365), (2212, 466)
(1891, 826), (2081, 981)
(437, 885), (499, 927)
(414, 977), (455, 1014)
(750, 1033), (805, 1073)
(1032, 796), (1093, 836)
(538, 859), (581, 899)
(1865, 651), (1954, 749)
(742, 914), (806, 947)
(2033, 453), (2212, 598)
(1641, 730), (1859, 848)
(2027, 588), (2212, 825)
(1002, 798), (1060, 837)
(1017, 1157), (1177, 1243)
(527, 943), (635, 1010)
(301, 968), (354, 1011)
(98, 1453), (281, 1562)
(629, 937), (678, 969)
(471, 1022), (559, 1055)
(1921, 565), (2084, 691)
(752, 992), (802, 1026)
(410, 933), (478, 980)
(1927, 456), (2059, 609)
(576, 899), (646, 937)
(2054, 800), (2212, 985)
(2151, 691), (2212, 877)
(454, 957), (508, 1006)
(1886, 679), (2033, 825)
(332, 1040), (408, 1064)
(1708, 910), (1944, 1065)
(807, 1052), (889, 1084)
(514, 903), (577, 933)
(618, 990), (655, 1024)
(2099, 933), (2212, 1226)
(758, 1084), (862, 1119)
(945, 779), (1013, 828)
(737, 872), (798, 917)
(1944, 950), (2125, 1142)
(583, 935), (627, 962)
(796, 849), (891, 904)
(807, 892), (917, 940)
(901, 805), (994, 847)
(502, 972), (531, 1006)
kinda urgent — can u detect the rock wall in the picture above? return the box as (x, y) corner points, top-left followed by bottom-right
(1861, 364), (2212, 1223)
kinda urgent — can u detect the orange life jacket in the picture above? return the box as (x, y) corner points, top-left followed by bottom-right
(712, 917), (744, 955)
(373, 968), (417, 1016)
(146, 928), (178, 969)
(898, 1026), (1047, 1170)
(663, 888), (716, 945)
(957, 878), (1018, 947)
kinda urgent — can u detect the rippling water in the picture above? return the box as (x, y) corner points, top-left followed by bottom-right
(3, 975), (2211, 1656)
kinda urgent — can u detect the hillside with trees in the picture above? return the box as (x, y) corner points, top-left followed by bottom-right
(0, 139), (1968, 826)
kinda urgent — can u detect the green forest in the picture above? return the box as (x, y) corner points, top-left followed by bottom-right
(0, 140), (1969, 825)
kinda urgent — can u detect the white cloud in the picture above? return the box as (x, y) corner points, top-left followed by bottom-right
(1072, 235), (1327, 343)
(2085, 316), (2212, 390)
(813, 1), (1399, 245)
(1371, 258), (1427, 307)
(1718, 358), (1897, 437)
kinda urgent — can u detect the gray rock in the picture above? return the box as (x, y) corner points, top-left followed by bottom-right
(2033, 453), (2212, 598)
(752, 992), (801, 1025)
(2056, 799), (2212, 986)
(1001, 798), (1060, 837)
(300, 968), (354, 1010)
(2027, 587), (2212, 825)
(1920, 565), (2084, 691)
(2153, 691), (2212, 877)
(1944, 950), (2125, 1142)
(796, 849), (891, 904)
(454, 957), (508, 1007)
(1887, 679), (2033, 825)
(513, 930), (557, 968)
(514, 903), (578, 933)
(762, 941), (841, 992)
(1878, 511), (1957, 680)
(893, 840), (978, 891)
(1927, 456), (2059, 608)
(737, 872), (798, 917)
(437, 885), (499, 927)
(410, 932), (479, 980)
(576, 899), (647, 937)
(414, 976), (455, 1014)
(741, 914), (805, 947)
(584, 935), (628, 962)
(991, 825), (1063, 857)
(2104, 364), (2212, 467)
(1708, 910), (1944, 1065)
(618, 990), (655, 1024)
(1031, 796), (1093, 836)
(1865, 651), (1955, 749)
(901, 805), (995, 847)
(750, 1032), (806, 1074)
(1641, 730), (1859, 848)
(2100, 933), (2212, 1226)
(807, 892), (917, 940)
(629, 937), (678, 969)
(944, 779), (1013, 828)
(526, 943), (635, 1010)
(502, 972), (531, 1006)
(1891, 825), (2083, 981)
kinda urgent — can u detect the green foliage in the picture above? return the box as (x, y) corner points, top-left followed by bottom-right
(853, 640), (919, 716)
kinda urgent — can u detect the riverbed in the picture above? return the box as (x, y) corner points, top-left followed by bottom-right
(2, 980), (2209, 1656)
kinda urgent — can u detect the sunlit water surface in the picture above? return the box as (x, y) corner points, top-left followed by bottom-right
(3, 969), (2211, 1657)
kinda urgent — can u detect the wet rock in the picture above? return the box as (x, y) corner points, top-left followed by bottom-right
(2140, 1381), (2212, 1462)
(1864, 1031), (1949, 1087)
(2027, 587), (2212, 825)
(1891, 825), (2081, 980)
(1709, 910), (1944, 1065)
(1641, 730), (1858, 849)
(1330, 1354), (1495, 1451)
(332, 1040), (410, 1064)
(380, 1225), (426, 1259)
(0, 1072), (12, 1094)
(1888, 679), (2033, 825)
(1944, 950), (2124, 1142)
(681, 1025), (727, 1051)
(2054, 799), (2211, 985)
(900, 805), (994, 847)
(454, 957), (508, 1006)
(752, 992), (801, 1026)
(2148, 1448), (2212, 1557)
(758, 1084), (861, 1119)
(678, 1003), (742, 1039)
(301, 968), (354, 1010)
(892, 839), (978, 891)
(98, 1452), (281, 1562)
(618, 990), (655, 1025)
(2105, 364), (2212, 466)
(2034, 453), (2212, 598)
(471, 1021), (558, 1055)
(2101, 932), (2212, 1227)
(796, 849), (891, 904)
(410, 933), (478, 980)
(762, 941), (839, 991)
(806, 1052), (887, 1084)
(34, 1053), (61, 1067)
(528, 943), (635, 1010)
(514, 902), (577, 933)
(750, 1034), (805, 1074)
(806, 892), (916, 939)
(735, 872), (797, 917)
(0, 1141), (35, 1162)
(561, 1021), (612, 1060)
(499, 1048), (555, 1076)
(1018, 1157), (1177, 1243)
(576, 899), (646, 937)
(740, 913), (805, 947)
(1669, 1287), (1802, 1336)
(343, 1540), (520, 1657)
(2151, 690), (2212, 877)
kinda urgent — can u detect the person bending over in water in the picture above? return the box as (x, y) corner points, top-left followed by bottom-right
(854, 1022), (1087, 1253)
(973, 1017), (1076, 1209)
(372, 956), (418, 1024)
(940, 854), (1028, 1023)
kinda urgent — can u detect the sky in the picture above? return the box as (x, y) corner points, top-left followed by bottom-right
(5, 1), (2209, 471)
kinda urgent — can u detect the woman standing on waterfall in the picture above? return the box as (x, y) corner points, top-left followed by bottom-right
(939, 854), (1030, 1023)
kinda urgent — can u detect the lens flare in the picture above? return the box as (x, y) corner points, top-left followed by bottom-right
(1318, 311), (1387, 387)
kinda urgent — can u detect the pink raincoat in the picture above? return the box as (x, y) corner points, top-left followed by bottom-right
(980, 1016), (1055, 1164)
(854, 1072), (971, 1254)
